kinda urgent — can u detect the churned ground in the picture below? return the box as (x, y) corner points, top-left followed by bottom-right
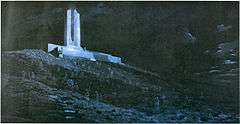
(1, 49), (239, 122)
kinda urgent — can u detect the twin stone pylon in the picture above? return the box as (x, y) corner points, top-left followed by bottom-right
(48, 8), (122, 64)
(64, 8), (81, 49)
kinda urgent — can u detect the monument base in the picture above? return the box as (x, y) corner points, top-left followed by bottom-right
(48, 43), (122, 64)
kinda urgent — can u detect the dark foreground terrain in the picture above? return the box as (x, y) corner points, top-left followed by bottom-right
(1, 49), (239, 122)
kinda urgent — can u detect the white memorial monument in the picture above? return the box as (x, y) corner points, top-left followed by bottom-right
(48, 8), (122, 64)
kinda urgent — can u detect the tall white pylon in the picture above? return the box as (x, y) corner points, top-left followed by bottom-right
(64, 8), (81, 48)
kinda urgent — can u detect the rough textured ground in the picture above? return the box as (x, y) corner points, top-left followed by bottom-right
(1, 49), (239, 122)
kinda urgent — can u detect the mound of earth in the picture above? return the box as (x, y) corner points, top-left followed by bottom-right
(1, 49), (239, 122)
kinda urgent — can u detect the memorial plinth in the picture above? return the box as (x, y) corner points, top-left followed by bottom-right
(48, 8), (122, 64)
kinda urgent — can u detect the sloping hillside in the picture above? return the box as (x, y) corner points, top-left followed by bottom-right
(1, 49), (238, 122)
